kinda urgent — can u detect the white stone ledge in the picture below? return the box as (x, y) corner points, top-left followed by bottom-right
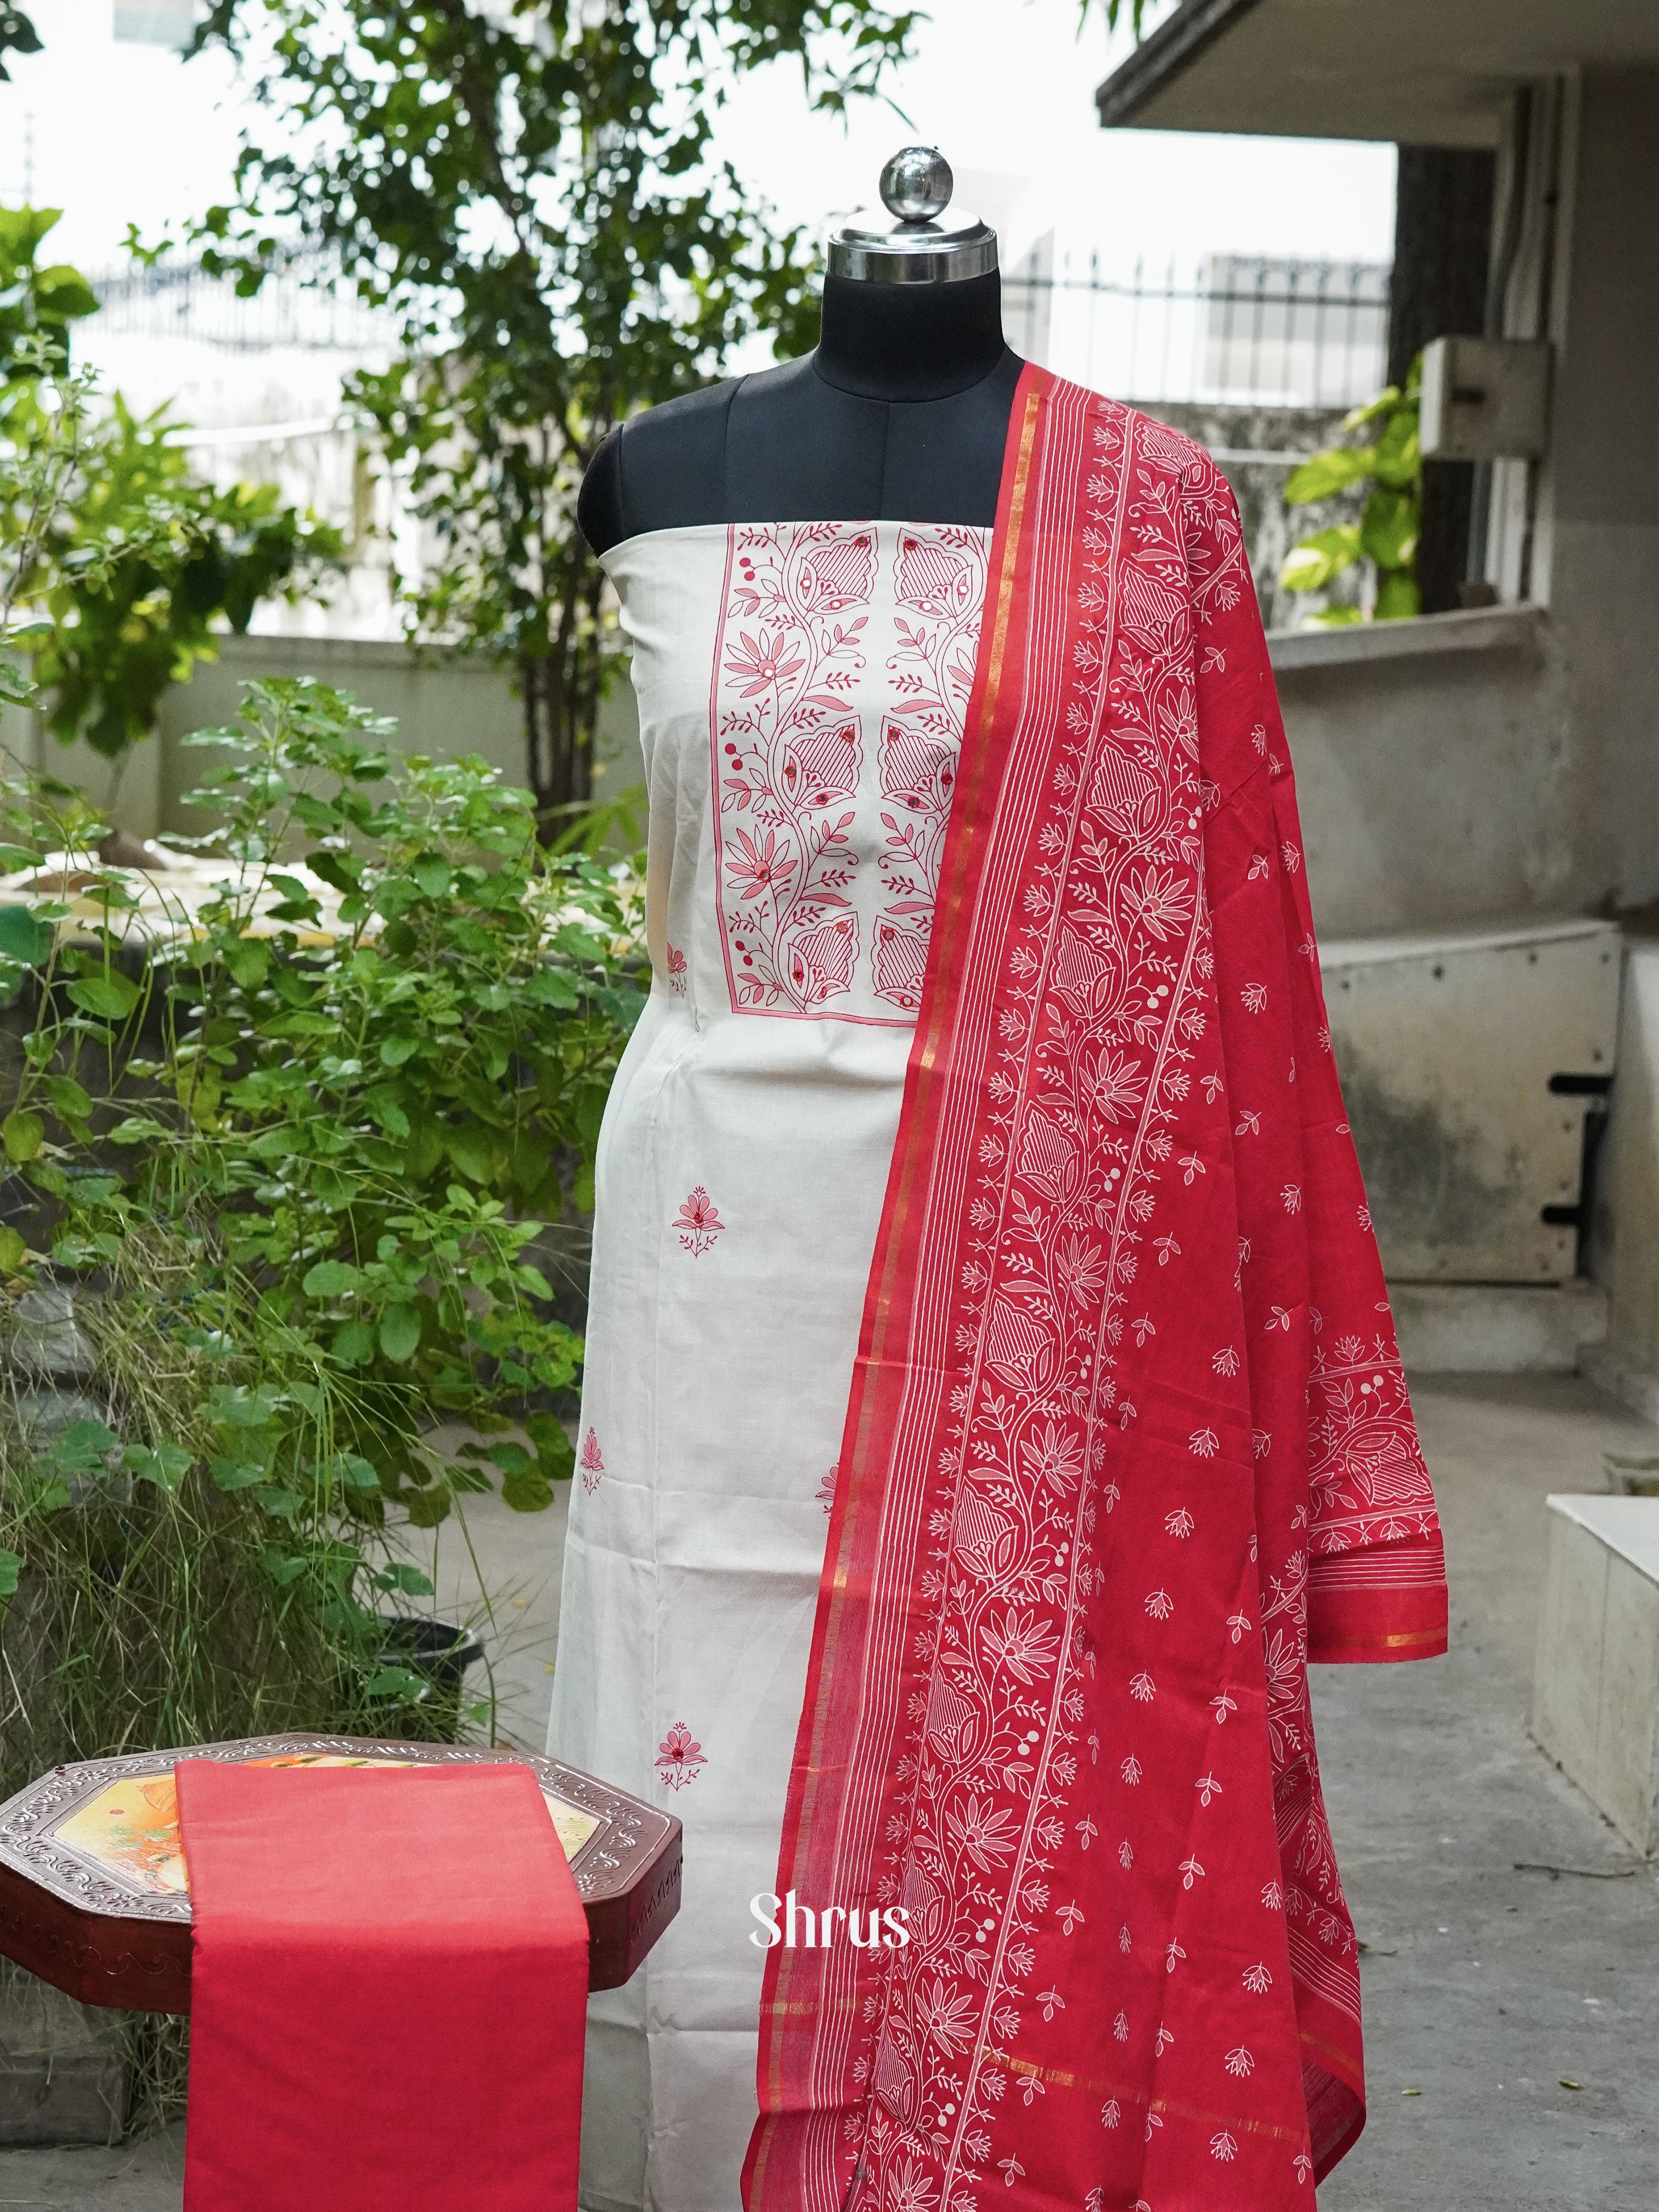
(1392, 1281), (1607, 1375)
(1268, 601), (1546, 675)
(1533, 1494), (1659, 1854)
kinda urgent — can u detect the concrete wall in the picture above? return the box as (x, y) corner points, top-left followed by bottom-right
(1267, 70), (1658, 945)
(1, 632), (645, 844)
(1270, 605), (1565, 937)
(154, 634), (527, 838)
(1212, 75), (1659, 1351)
(1543, 70), (1659, 927)
(1586, 943), (1659, 1418)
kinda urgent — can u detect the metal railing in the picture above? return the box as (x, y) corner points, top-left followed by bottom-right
(87, 257), (396, 356)
(1003, 249), (1392, 410)
(85, 246), (1393, 409)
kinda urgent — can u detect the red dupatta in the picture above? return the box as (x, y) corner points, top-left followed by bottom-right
(744, 366), (1447, 2212)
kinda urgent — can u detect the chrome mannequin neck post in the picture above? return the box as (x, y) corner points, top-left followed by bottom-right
(827, 143), (999, 287)
(574, 146), (1021, 552)
(815, 149), (1009, 405)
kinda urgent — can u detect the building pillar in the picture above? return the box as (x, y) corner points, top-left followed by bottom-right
(1388, 146), (1496, 613)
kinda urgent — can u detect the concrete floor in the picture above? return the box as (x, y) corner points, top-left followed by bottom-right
(422, 1471), (571, 1752)
(1, 1373), (1655, 2208)
(1316, 1374), (1659, 2212)
(0, 2131), (185, 2209)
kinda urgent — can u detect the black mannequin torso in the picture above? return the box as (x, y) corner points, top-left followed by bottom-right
(578, 272), (1024, 555)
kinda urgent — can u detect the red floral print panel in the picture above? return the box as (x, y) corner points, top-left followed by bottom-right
(709, 522), (987, 1024)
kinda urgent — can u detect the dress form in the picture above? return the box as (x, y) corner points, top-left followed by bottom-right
(577, 150), (1022, 552)
(551, 155), (1025, 2212)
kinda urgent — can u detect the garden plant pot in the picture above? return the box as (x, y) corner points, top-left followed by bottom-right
(375, 1617), (487, 1742)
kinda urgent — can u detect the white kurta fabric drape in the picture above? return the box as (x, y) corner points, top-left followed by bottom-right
(548, 519), (990, 2212)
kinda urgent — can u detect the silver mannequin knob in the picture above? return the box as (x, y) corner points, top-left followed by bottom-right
(827, 147), (996, 285)
(880, 146), (953, 227)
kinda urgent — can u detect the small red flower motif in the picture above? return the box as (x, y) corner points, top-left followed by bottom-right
(656, 1721), (706, 1791)
(674, 1186), (725, 1256)
(579, 1427), (605, 1496)
(665, 942), (687, 995)
(817, 1466), (837, 1516)
(725, 827), (792, 901)
(724, 628), (805, 699)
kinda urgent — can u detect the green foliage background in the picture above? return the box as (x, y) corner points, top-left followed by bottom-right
(0, 206), (97, 377)
(1278, 359), (1424, 625)
(3, 209), (347, 760)
(0, 656), (645, 2119)
(0, 675), (644, 1727)
(185, 0), (922, 819)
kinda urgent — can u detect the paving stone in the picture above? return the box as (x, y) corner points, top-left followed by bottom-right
(1319, 1374), (1659, 2212)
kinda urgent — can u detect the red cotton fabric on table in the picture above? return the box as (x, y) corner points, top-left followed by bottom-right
(176, 1759), (588, 2212)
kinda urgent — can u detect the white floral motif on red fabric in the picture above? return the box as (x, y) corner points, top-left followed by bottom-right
(578, 1426), (605, 1497)
(800, 405), (1233, 2194)
(655, 1722), (706, 1791)
(753, 394), (1374, 2212)
(1308, 1342), (1436, 1549)
(673, 1187), (724, 1257)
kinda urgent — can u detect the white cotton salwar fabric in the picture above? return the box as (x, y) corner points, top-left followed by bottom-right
(547, 520), (990, 2212)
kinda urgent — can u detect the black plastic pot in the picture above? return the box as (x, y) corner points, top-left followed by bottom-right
(376, 1616), (487, 1692)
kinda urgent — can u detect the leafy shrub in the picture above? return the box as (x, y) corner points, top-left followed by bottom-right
(0, 251), (644, 2131)
(2, 207), (345, 758)
(19, 397), (345, 758)
(1278, 356), (1423, 624)
(0, 674), (644, 1784)
(0, 206), (95, 379)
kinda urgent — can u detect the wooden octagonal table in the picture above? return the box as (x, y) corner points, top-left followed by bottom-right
(0, 1733), (681, 2012)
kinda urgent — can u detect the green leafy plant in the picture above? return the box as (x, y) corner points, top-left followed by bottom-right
(0, 331), (644, 2131)
(183, 0), (921, 823)
(0, 369), (645, 1719)
(2, 210), (346, 761)
(0, 207), (96, 379)
(1279, 356), (1423, 625)
(0, 676), (644, 1578)
(16, 391), (346, 758)
(1081, 0), (1155, 35)
(0, 682), (644, 2120)
(0, 315), (641, 1846)
(2, 354), (184, 720)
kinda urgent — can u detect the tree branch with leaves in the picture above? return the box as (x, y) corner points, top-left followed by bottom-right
(187, 0), (921, 830)
(4, 211), (346, 773)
